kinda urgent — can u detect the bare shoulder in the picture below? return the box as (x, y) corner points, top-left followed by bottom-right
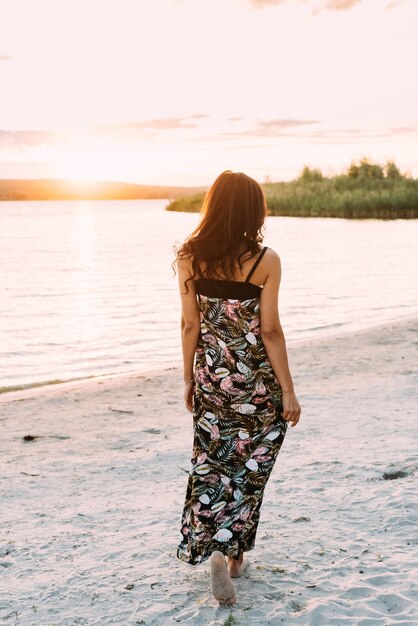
(263, 246), (281, 275)
(176, 253), (193, 274)
(264, 246), (280, 262)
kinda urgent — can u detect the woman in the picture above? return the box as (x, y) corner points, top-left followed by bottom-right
(172, 170), (301, 607)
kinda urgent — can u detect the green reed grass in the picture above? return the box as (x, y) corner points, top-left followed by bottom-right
(165, 159), (418, 219)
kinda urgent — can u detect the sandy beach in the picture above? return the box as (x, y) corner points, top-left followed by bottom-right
(1, 315), (417, 626)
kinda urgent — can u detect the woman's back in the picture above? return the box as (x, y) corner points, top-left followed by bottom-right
(177, 243), (288, 566)
(193, 245), (269, 301)
(191, 245), (283, 415)
(194, 244), (268, 284)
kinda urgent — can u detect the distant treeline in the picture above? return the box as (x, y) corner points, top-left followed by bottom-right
(165, 159), (418, 219)
(0, 178), (206, 202)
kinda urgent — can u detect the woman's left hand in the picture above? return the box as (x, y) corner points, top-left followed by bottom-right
(184, 381), (195, 412)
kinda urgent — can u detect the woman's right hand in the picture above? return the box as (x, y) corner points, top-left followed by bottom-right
(183, 381), (195, 413)
(281, 389), (301, 427)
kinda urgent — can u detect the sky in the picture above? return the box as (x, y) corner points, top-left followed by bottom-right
(0, 0), (417, 186)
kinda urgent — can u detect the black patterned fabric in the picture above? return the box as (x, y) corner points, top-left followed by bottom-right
(177, 266), (288, 566)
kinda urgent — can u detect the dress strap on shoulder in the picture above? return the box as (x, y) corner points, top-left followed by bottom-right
(245, 246), (268, 282)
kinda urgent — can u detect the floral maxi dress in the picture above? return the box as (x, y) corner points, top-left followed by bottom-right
(177, 246), (288, 565)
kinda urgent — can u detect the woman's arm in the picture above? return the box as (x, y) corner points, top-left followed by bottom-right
(177, 256), (201, 411)
(259, 249), (301, 427)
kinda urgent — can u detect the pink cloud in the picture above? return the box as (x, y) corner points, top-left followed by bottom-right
(250, 0), (363, 10)
(0, 130), (63, 150)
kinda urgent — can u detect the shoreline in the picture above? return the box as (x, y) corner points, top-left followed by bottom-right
(2, 310), (418, 404)
(1, 308), (417, 624)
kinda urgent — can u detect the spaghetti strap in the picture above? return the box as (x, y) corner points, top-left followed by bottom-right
(245, 246), (268, 282)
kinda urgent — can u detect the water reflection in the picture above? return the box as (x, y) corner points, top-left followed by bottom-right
(1, 199), (417, 388)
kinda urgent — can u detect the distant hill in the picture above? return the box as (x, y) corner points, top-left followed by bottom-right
(0, 178), (208, 201)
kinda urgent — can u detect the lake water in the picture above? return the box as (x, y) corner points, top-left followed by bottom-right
(1, 199), (417, 391)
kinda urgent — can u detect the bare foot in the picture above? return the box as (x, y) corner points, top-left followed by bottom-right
(226, 552), (249, 578)
(210, 551), (237, 607)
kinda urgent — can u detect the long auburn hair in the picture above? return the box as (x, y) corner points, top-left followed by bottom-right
(172, 170), (268, 294)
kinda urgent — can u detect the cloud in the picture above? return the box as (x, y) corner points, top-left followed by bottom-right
(190, 122), (417, 144)
(101, 115), (207, 132)
(0, 54), (12, 62)
(250, 0), (362, 10)
(187, 114), (210, 120)
(287, 125), (418, 143)
(91, 115), (210, 139)
(323, 0), (361, 8)
(0, 116), (211, 151)
(249, 0), (285, 7)
(132, 117), (200, 130)
(219, 118), (320, 138)
(2, 121), (414, 154)
(385, 125), (418, 136)
(385, 0), (402, 9)
(0, 129), (62, 150)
